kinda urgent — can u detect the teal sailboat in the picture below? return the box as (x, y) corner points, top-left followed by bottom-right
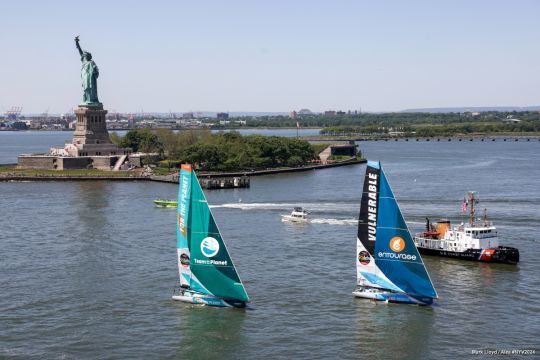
(172, 164), (249, 308)
(353, 161), (438, 305)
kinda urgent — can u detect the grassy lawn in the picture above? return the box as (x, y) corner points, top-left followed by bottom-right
(153, 167), (177, 176)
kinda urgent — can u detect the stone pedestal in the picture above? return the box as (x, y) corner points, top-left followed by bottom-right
(66, 104), (132, 157)
(73, 104), (111, 145)
(18, 104), (134, 170)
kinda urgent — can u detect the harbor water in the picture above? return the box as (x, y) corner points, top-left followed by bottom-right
(1, 138), (539, 358)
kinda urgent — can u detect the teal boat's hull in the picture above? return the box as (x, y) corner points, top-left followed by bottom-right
(172, 289), (246, 308)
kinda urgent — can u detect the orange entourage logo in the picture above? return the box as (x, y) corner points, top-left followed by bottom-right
(390, 237), (405, 253)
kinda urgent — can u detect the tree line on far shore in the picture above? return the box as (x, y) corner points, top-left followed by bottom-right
(210, 111), (540, 135)
(320, 120), (540, 137)
(110, 129), (319, 171)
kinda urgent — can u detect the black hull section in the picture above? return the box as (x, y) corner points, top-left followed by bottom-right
(224, 299), (248, 308)
(417, 246), (519, 265)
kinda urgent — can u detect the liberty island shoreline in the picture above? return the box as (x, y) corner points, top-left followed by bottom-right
(0, 158), (367, 182)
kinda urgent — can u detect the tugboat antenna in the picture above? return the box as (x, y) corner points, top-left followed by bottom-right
(468, 191), (477, 226)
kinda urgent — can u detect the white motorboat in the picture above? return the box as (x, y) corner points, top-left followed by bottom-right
(281, 207), (309, 223)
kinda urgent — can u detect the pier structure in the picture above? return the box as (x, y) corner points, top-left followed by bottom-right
(150, 174), (251, 189)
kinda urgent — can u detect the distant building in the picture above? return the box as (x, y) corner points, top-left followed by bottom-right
(324, 110), (336, 116)
(217, 112), (229, 120)
(182, 112), (194, 119)
(297, 109), (313, 116)
(289, 111), (297, 119)
(11, 121), (28, 130)
(337, 111), (346, 115)
(318, 141), (358, 164)
(127, 115), (136, 128)
(330, 141), (358, 157)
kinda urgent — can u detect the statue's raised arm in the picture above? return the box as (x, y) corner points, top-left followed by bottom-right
(75, 35), (83, 58)
(74, 35), (100, 106)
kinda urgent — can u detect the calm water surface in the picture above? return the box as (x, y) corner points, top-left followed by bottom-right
(1, 141), (539, 359)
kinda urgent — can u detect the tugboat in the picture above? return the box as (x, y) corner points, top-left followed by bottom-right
(413, 192), (519, 265)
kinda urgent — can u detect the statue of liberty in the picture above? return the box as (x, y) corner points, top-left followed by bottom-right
(75, 36), (100, 106)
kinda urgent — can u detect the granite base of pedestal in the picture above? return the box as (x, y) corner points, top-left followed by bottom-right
(17, 154), (138, 170)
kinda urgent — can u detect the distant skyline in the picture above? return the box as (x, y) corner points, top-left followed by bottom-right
(1, 0), (539, 114)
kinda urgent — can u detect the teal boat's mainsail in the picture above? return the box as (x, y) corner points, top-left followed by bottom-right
(176, 164), (249, 302)
(356, 161), (437, 300)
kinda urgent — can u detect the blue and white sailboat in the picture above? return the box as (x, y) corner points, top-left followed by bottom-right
(353, 161), (438, 305)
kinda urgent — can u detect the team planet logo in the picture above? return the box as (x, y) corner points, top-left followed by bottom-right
(390, 237), (406, 253)
(201, 237), (220, 258)
(358, 250), (371, 265)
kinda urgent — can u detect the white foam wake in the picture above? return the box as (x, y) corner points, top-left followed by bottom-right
(210, 202), (358, 212)
(446, 159), (497, 170)
(310, 218), (358, 225)
(406, 221), (426, 225)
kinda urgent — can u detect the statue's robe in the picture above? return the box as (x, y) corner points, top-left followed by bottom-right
(81, 60), (99, 104)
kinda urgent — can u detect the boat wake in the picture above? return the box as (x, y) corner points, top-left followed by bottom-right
(210, 202), (358, 212)
(405, 221), (427, 225)
(446, 159), (497, 170)
(310, 218), (424, 226)
(212, 202), (437, 227)
(310, 218), (358, 225)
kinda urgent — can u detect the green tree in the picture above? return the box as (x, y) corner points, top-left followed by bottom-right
(120, 129), (163, 153)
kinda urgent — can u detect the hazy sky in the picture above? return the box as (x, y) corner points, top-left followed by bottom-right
(1, 0), (539, 114)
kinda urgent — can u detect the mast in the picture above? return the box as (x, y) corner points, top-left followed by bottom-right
(468, 191), (477, 226)
(177, 164), (193, 288)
